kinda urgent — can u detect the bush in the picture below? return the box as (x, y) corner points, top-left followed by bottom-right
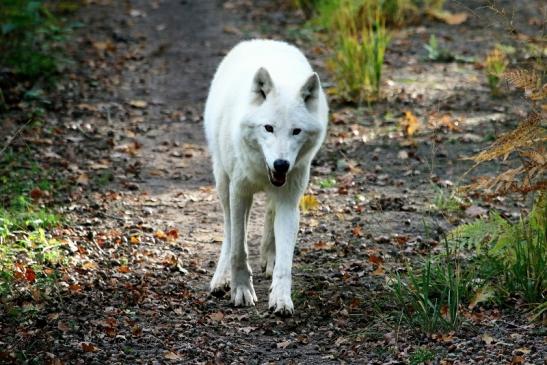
(0, 0), (72, 81)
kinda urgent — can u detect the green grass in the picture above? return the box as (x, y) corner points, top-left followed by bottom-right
(484, 46), (508, 96)
(391, 240), (463, 333)
(0, 146), (66, 306)
(432, 187), (464, 214)
(295, 0), (452, 103)
(393, 194), (546, 333)
(409, 347), (436, 365)
(329, 9), (390, 102)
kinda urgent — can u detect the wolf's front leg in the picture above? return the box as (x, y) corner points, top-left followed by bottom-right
(269, 201), (299, 315)
(229, 184), (257, 306)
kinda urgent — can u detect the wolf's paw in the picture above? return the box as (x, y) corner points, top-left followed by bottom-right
(261, 256), (275, 279)
(269, 287), (294, 316)
(210, 270), (231, 297)
(210, 279), (230, 298)
(230, 269), (257, 306)
(231, 283), (257, 307)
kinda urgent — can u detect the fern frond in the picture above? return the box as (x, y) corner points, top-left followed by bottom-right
(448, 212), (509, 253)
(504, 69), (539, 90)
(468, 112), (545, 165)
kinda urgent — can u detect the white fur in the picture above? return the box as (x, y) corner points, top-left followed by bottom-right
(204, 39), (328, 315)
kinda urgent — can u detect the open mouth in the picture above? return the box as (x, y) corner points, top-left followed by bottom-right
(268, 168), (287, 187)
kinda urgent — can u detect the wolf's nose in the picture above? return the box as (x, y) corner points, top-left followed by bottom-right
(273, 159), (290, 174)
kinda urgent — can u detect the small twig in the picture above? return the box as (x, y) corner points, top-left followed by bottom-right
(0, 119), (33, 157)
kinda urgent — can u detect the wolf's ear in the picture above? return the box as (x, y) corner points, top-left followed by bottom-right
(252, 67), (273, 103)
(301, 72), (320, 109)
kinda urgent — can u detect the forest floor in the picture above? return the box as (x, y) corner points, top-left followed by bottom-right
(1, 0), (545, 364)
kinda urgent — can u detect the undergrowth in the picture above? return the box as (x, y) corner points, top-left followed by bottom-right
(0, 0), (79, 105)
(392, 194), (546, 333)
(0, 145), (66, 311)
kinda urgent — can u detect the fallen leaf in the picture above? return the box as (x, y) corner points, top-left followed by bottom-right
(368, 255), (384, 265)
(209, 312), (224, 321)
(29, 187), (45, 200)
(69, 284), (82, 293)
(154, 230), (167, 240)
(312, 241), (335, 250)
(81, 342), (98, 352)
(117, 265), (130, 273)
(238, 326), (257, 334)
(276, 340), (291, 349)
(129, 100), (148, 108)
(465, 205), (487, 218)
(166, 229), (179, 241)
(429, 10), (469, 25)
(82, 261), (97, 270)
(482, 333), (495, 345)
(468, 285), (495, 310)
(371, 266), (385, 276)
(401, 111), (420, 137)
(223, 25), (241, 35)
(130, 236), (141, 244)
(352, 225), (363, 237)
(300, 195), (319, 213)
(58, 321), (70, 332)
(25, 267), (36, 282)
(76, 173), (89, 185)
(164, 351), (181, 360)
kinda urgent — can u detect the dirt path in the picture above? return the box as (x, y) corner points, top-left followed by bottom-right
(2, 0), (545, 364)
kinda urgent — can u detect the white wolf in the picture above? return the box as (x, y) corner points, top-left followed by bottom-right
(204, 39), (328, 315)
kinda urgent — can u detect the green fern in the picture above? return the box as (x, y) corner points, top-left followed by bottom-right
(448, 212), (509, 253)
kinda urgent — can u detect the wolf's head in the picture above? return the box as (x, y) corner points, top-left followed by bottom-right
(241, 67), (324, 187)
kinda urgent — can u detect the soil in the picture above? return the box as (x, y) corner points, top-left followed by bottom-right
(0, 0), (545, 364)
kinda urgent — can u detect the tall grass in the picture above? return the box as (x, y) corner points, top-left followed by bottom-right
(330, 15), (390, 101)
(394, 194), (546, 333)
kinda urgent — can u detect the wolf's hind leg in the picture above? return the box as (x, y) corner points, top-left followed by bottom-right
(210, 170), (231, 295)
(260, 199), (275, 278)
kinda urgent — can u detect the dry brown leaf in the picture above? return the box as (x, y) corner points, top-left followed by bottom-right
(209, 312), (224, 321)
(368, 255), (383, 265)
(400, 111), (420, 137)
(468, 285), (495, 310)
(276, 340), (291, 349)
(58, 321), (70, 332)
(76, 173), (89, 185)
(164, 351), (181, 360)
(117, 265), (130, 273)
(154, 230), (167, 240)
(312, 241), (335, 250)
(429, 10), (468, 25)
(371, 266), (385, 276)
(130, 236), (141, 244)
(82, 261), (97, 270)
(81, 342), (98, 352)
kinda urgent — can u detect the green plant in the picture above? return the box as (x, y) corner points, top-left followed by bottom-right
(484, 46), (508, 96)
(391, 240), (463, 333)
(319, 177), (337, 189)
(329, 12), (390, 101)
(449, 194), (546, 305)
(432, 187), (464, 213)
(424, 34), (454, 62)
(409, 347), (436, 365)
(0, 146), (66, 304)
(0, 0), (71, 79)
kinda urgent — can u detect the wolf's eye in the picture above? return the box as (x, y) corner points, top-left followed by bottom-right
(265, 125), (274, 133)
(292, 128), (302, 136)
